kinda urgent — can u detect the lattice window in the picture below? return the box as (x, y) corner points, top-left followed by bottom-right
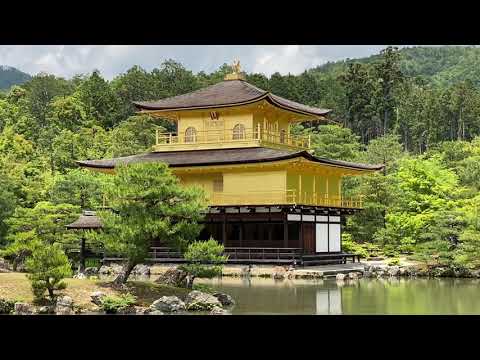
(213, 177), (223, 192)
(232, 123), (246, 140)
(185, 127), (197, 143)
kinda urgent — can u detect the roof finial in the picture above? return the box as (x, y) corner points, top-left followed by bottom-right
(232, 59), (241, 74)
(224, 59), (245, 81)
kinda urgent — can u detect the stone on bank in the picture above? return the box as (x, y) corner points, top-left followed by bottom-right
(185, 290), (222, 311)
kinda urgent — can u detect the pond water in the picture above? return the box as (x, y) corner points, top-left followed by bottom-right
(198, 277), (480, 315)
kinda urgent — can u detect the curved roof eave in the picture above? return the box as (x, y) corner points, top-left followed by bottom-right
(134, 94), (331, 119)
(76, 149), (383, 172)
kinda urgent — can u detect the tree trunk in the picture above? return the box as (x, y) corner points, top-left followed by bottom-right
(113, 260), (136, 286)
(186, 275), (196, 289)
(47, 287), (55, 300)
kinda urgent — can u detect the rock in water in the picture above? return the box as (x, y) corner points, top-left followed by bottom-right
(387, 266), (400, 277)
(363, 271), (373, 278)
(56, 296), (74, 315)
(150, 296), (186, 313)
(90, 291), (106, 306)
(132, 264), (150, 276)
(336, 273), (346, 281)
(14, 302), (36, 315)
(155, 268), (188, 288)
(210, 306), (229, 315)
(149, 310), (164, 315)
(272, 266), (286, 280)
(212, 292), (235, 307)
(185, 290), (222, 311)
(347, 272), (359, 280)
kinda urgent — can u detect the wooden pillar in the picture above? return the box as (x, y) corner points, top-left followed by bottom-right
(300, 209), (304, 253)
(283, 212), (288, 248)
(79, 237), (86, 273)
(222, 211), (227, 247)
(239, 222), (243, 247)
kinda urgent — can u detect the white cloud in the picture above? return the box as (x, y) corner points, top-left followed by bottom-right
(0, 45), (448, 80)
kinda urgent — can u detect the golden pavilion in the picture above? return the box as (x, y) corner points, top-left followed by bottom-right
(78, 63), (382, 265)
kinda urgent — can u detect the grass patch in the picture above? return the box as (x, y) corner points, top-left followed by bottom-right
(0, 273), (191, 310)
(0, 273), (118, 310)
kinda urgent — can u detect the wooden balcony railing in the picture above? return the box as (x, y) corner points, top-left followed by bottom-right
(101, 190), (363, 210)
(154, 126), (311, 151)
(210, 190), (363, 209)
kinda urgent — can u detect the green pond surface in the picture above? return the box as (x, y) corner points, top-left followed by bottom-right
(198, 277), (480, 315)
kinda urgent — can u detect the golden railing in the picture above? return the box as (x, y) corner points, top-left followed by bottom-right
(155, 127), (311, 150)
(210, 190), (363, 209)
(100, 190), (363, 209)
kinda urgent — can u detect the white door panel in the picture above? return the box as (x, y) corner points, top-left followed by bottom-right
(315, 223), (328, 252)
(329, 223), (341, 252)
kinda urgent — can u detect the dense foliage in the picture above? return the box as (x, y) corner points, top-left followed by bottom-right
(1, 47), (480, 271)
(91, 162), (207, 284)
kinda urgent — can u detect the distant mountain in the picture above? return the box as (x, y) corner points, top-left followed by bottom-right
(308, 46), (480, 87)
(0, 65), (31, 90)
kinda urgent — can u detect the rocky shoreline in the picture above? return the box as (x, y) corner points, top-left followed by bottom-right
(1, 288), (235, 315)
(94, 262), (480, 280)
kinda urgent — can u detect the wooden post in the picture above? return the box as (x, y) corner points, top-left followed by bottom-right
(283, 212), (288, 248)
(156, 129), (159, 145)
(79, 237), (86, 273)
(222, 211), (227, 247)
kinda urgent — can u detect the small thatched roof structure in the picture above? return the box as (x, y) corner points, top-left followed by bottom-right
(66, 210), (103, 230)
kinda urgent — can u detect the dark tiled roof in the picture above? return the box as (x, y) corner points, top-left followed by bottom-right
(77, 147), (383, 171)
(133, 80), (331, 117)
(66, 211), (103, 229)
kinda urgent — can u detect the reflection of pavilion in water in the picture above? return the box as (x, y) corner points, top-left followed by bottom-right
(205, 277), (344, 314)
(316, 288), (342, 315)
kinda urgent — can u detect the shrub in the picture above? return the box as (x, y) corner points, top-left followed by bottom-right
(25, 243), (72, 302)
(383, 244), (399, 258)
(0, 299), (15, 314)
(341, 233), (368, 258)
(387, 257), (400, 266)
(179, 238), (228, 289)
(99, 293), (136, 314)
(192, 283), (215, 294)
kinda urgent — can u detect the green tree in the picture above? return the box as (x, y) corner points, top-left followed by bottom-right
(48, 168), (111, 209)
(179, 238), (227, 289)
(50, 126), (111, 173)
(77, 70), (121, 128)
(308, 124), (362, 161)
(371, 46), (404, 135)
(109, 115), (165, 157)
(25, 242), (72, 301)
(3, 202), (80, 269)
(93, 162), (206, 285)
(22, 73), (74, 133)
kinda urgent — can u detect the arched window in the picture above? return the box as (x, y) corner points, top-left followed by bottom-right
(232, 123), (246, 140)
(185, 127), (197, 143)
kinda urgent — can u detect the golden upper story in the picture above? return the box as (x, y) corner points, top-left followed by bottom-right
(80, 64), (382, 209)
(134, 64), (330, 153)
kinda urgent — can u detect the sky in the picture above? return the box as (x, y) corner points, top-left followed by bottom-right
(0, 45), (416, 80)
